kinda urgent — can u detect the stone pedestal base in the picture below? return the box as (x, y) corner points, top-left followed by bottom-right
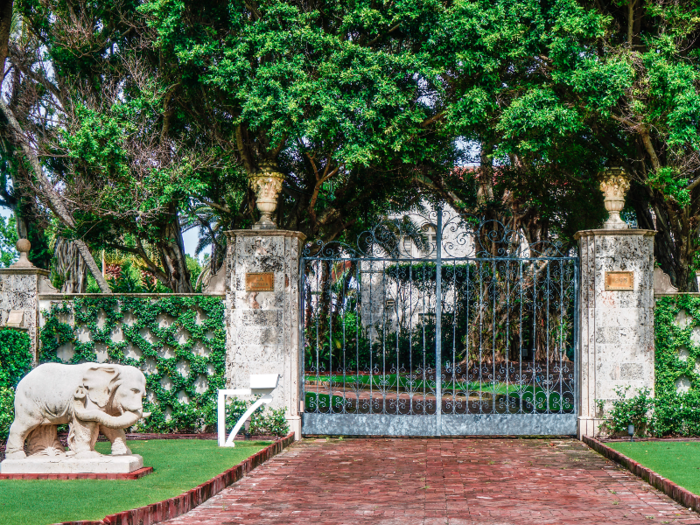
(287, 414), (301, 440)
(0, 454), (143, 474)
(578, 417), (608, 439)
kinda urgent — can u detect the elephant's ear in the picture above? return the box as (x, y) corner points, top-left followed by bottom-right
(82, 366), (119, 408)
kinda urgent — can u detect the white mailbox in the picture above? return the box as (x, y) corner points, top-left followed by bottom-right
(217, 374), (280, 447)
(249, 374), (279, 394)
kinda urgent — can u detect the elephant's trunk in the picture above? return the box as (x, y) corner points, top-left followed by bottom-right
(74, 407), (142, 429)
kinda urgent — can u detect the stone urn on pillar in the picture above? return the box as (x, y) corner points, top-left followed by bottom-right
(250, 162), (285, 230)
(600, 167), (631, 230)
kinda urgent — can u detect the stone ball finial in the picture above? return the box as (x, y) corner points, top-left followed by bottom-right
(16, 239), (31, 254)
(10, 238), (35, 269)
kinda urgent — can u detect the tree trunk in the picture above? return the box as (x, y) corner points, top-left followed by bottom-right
(0, 0), (12, 77)
(53, 238), (88, 293)
(0, 100), (112, 292)
(156, 206), (193, 292)
(647, 200), (698, 292)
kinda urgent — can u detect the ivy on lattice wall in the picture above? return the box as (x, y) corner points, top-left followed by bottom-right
(655, 295), (700, 396)
(39, 296), (226, 433)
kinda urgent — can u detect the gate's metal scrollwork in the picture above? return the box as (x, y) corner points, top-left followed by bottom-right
(300, 207), (578, 436)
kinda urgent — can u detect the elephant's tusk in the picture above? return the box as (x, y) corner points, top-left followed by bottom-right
(141, 412), (151, 419)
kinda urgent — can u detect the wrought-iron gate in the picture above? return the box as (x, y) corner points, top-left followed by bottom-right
(300, 207), (578, 436)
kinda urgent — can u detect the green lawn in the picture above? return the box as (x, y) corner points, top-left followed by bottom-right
(608, 441), (700, 495)
(0, 439), (270, 525)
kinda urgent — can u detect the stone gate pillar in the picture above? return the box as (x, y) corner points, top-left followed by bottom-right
(224, 229), (305, 439)
(0, 240), (54, 359)
(575, 171), (656, 438)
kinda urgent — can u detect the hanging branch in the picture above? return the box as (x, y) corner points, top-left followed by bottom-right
(0, 99), (112, 293)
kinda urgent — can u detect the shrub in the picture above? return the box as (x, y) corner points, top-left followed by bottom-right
(225, 400), (289, 437)
(0, 328), (32, 389)
(599, 387), (654, 437)
(0, 386), (14, 440)
(251, 407), (289, 437)
(650, 391), (700, 436)
(599, 388), (700, 438)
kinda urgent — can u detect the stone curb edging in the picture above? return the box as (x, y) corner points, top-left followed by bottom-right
(57, 433), (296, 525)
(583, 435), (700, 513)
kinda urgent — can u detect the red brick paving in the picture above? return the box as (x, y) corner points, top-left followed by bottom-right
(163, 438), (700, 525)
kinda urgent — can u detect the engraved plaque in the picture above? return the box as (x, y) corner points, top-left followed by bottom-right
(246, 272), (274, 292)
(605, 271), (634, 291)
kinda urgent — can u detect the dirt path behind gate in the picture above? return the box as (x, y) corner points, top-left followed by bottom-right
(163, 438), (700, 525)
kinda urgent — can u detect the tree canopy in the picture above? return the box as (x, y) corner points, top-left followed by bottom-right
(0, 0), (698, 289)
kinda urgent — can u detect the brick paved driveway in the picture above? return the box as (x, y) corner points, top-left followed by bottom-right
(164, 438), (700, 525)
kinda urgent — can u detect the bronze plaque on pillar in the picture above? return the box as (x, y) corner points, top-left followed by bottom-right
(605, 271), (634, 291)
(246, 272), (275, 291)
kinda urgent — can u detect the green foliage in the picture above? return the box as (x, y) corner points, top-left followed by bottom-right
(0, 386), (14, 440)
(102, 261), (174, 294)
(107, 262), (147, 293)
(61, 105), (132, 180)
(253, 407), (289, 437)
(386, 262), (476, 290)
(0, 329), (33, 389)
(10, 0), (700, 291)
(599, 387), (654, 437)
(652, 391), (700, 437)
(224, 399), (289, 438)
(648, 167), (690, 208)
(654, 296), (700, 396)
(39, 296), (226, 433)
(305, 312), (444, 373)
(186, 255), (203, 292)
(0, 214), (18, 268)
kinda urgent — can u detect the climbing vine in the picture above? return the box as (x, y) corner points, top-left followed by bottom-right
(654, 296), (700, 396)
(39, 296), (226, 433)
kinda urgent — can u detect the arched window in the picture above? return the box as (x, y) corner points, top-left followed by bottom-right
(421, 223), (437, 254)
(402, 236), (413, 257)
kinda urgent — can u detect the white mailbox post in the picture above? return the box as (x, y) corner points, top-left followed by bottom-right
(217, 374), (280, 447)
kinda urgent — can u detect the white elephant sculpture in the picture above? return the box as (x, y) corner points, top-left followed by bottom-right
(5, 363), (148, 459)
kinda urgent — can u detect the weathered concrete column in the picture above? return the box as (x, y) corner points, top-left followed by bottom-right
(575, 171), (656, 438)
(224, 229), (305, 439)
(0, 240), (55, 358)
